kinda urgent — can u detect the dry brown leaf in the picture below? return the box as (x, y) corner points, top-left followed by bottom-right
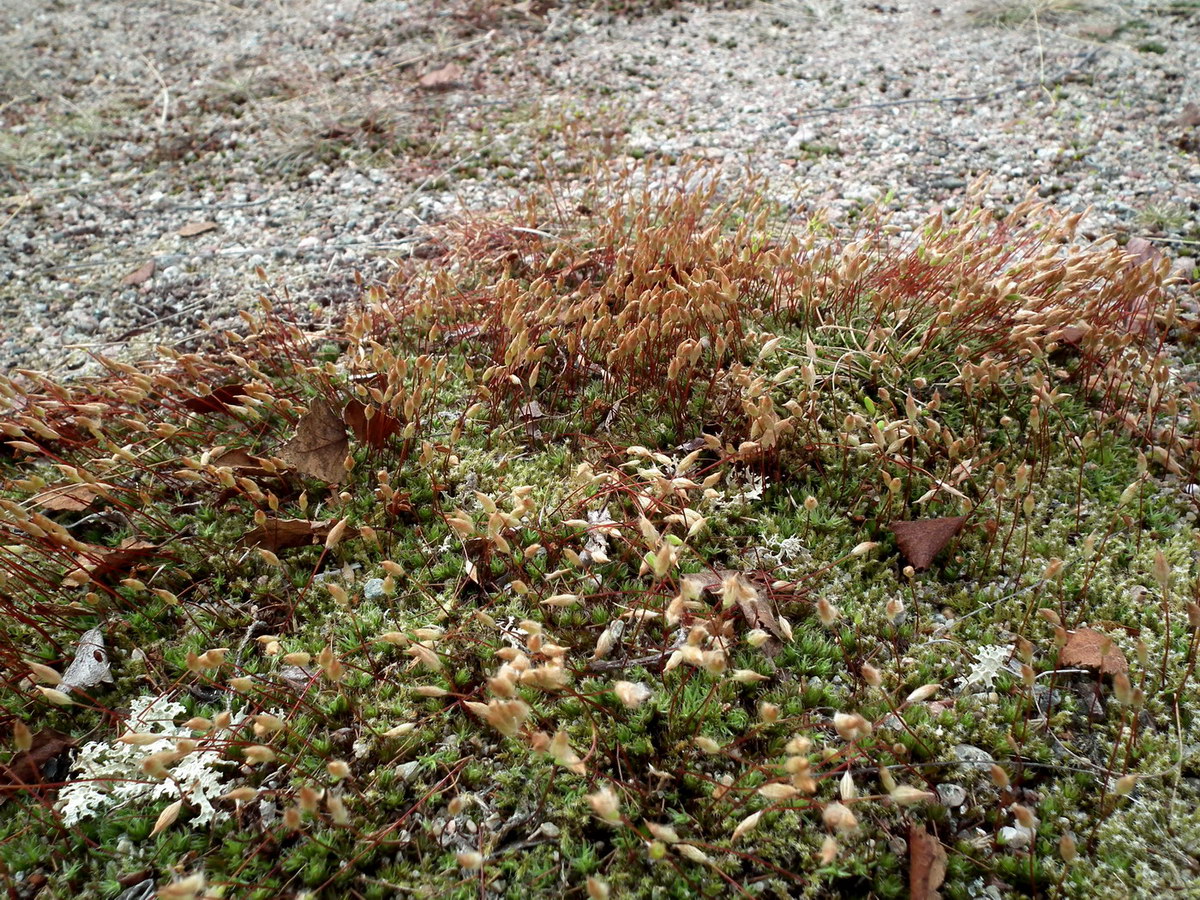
(694, 569), (785, 652)
(418, 62), (464, 89)
(1058, 627), (1128, 676)
(64, 538), (160, 585)
(182, 383), (247, 415)
(279, 398), (349, 484)
(177, 221), (218, 237)
(890, 517), (968, 570)
(909, 823), (947, 900)
(0, 729), (75, 800)
(344, 398), (400, 449)
(32, 484), (98, 512)
(209, 447), (274, 478)
(121, 259), (155, 286)
(242, 517), (355, 552)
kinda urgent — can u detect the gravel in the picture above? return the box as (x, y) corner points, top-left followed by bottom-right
(2, 0), (1197, 376)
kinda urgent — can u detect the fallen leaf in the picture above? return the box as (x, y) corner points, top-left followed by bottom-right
(1125, 236), (1164, 268)
(1058, 627), (1128, 676)
(889, 517), (968, 570)
(177, 221), (218, 238)
(344, 398), (400, 448)
(0, 729), (75, 799)
(242, 517), (355, 552)
(279, 398), (349, 484)
(419, 63), (464, 89)
(693, 569), (786, 651)
(61, 627), (113, 692)
(181, 383), (247, 415)
(121, 259), (155, 286)
(32, 483), (98, 512)
(909, 823), (947, 900)
(64, 539), (160, 585)
(209, 447), (273, 478)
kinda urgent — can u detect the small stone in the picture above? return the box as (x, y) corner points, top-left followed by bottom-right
(363, 578), (387, 603)
(936, 783), (966, 808)
(397, 761), (421, 782)
(952, 744), (994, 769)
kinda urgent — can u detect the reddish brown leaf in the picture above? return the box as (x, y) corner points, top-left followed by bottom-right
(909, 823), (947, 900)
(1125, 236), (1164, 268)
(182, 383), (247, 415)
(208, 447), (275, 478)
(279, 398), (349, 484)
(64, 539), (159, 586)
(0, 729), (75, 798)
(692, 569), (785, 652)
(121, 259), (155, 286)
(1058, 627), (1128, 676)
(242, 517), (355, 552)
(890, 517), (968, 570)
(32, 484), (98, 512)
(211, 447), (262, 468)
(178, 221), (218, 237)
(344, 398), (401, 449)
(419, 62), (464, 89)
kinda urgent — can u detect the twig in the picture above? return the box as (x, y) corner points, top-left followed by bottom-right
(139, 53), (171, 130)
(789, 49), (1100, 121)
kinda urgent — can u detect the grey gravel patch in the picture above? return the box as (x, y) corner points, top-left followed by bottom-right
(2, 0), (1198, 375)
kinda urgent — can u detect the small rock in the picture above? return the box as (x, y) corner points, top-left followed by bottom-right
(363, 577), (387, 603)
(397, 761), (422, 782)
(936, 783), (967, 808)
(953, 744), (995, 769)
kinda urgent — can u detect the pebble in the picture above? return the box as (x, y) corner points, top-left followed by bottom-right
(936, 783), (967, 808)
(952, 744), (995, 769)
(363, 578), (387, 603)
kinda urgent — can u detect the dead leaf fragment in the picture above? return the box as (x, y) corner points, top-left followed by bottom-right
(344, 398), (400, 448)
(121, 259), (155, 286)
(177, 221), (218, 238)
(889, 517), (968, 570)
(1058, 627), (1128, 676)
(32, 484), (98, 512)
(64, 538), (160, 585)
(242, 517), (356, 552)
(279, 398), (349, 484)
(60, 627), (113, 692)
(182, 383), (247, 415)
(209, 447), (273, 478)
(0, 729), (75, 799)
(418, 63), (464, 89)
(909, 823), (947, 900)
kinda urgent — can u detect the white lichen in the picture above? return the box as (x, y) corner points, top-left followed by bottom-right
(959, 644), (1011, 693)
(57, 692), (247, 830)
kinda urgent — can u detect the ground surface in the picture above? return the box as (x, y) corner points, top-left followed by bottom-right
(1, 0), (1198, 375)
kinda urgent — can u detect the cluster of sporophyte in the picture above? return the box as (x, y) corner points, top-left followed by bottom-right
(1, 160), (1198, 898)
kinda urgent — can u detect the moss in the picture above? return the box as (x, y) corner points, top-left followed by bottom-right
(1, 161), (1198, 898)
